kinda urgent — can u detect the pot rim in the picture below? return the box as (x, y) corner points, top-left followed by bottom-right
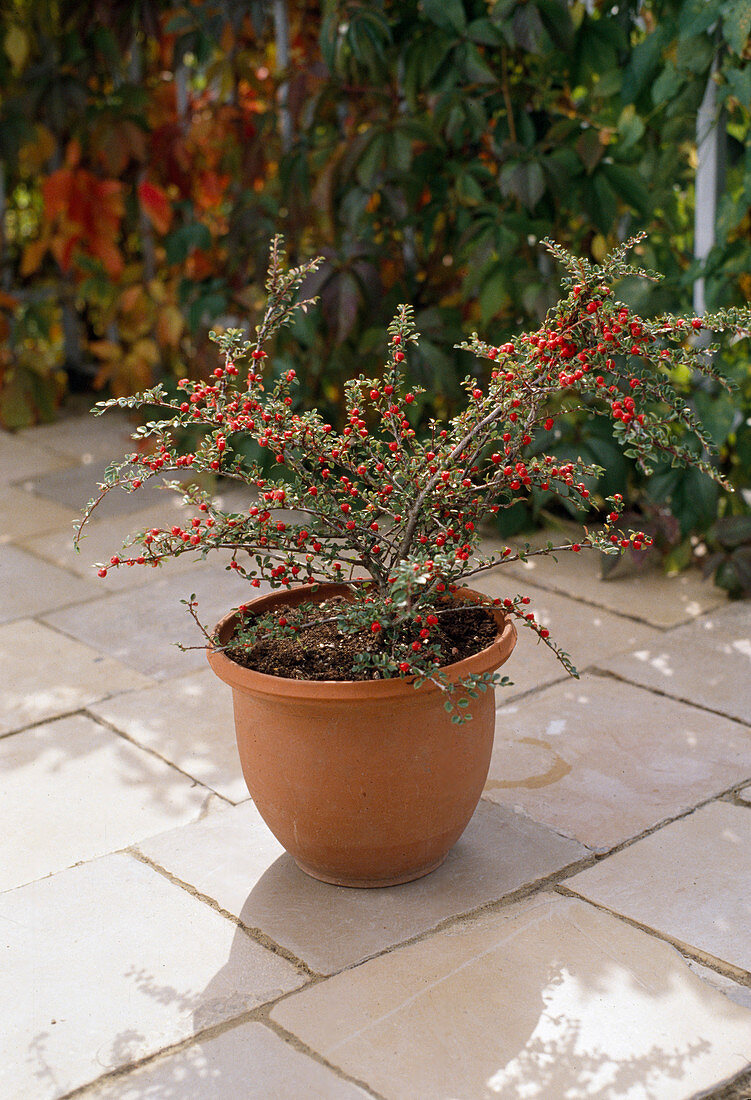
(206, 582), (517, 700)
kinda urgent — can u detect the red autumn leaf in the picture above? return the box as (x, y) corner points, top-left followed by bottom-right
(138, 179), (172, 235)
(40, 168), (124, 278)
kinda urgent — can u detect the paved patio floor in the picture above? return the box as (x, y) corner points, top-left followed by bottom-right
(2, 408), (751, 1100)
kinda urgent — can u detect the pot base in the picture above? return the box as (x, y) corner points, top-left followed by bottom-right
(293, 852), (449, 889)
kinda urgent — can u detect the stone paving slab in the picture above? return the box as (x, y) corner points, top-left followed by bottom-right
(486, 676), (751, 852)
(0, 484), (77, 543)
(89, 667), (246, 803)
(565, 801), (751, 974)
(0, 713), (212, 892)
(86, 1021), (371, 1099)
(23, 459), (180, 519)
(136, 798), (585, 975)
(0, 544), (100, 623)
(19, 411), (135, 461)
(0, 853), (306, 1100)
(485, 530), (726, 627)
(41, 566), (261, 679)
(23, 500), (218, 590)
(600, 599), (751, 726)
(0, 429), (73, 482)
(0, 619), (151, 735)
(272, 892), (751, 1100)
(686, 960), (751, 1011)
(475, 574), (660, 698)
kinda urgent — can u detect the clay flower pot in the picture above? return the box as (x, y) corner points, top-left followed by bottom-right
(207, 583), (517, 888)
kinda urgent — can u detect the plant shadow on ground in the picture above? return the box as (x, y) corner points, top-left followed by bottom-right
(21, 840), (751, 1099)
(161, 871), (746, 1100)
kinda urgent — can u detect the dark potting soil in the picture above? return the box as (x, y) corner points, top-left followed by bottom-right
(223, 595), (498, 681)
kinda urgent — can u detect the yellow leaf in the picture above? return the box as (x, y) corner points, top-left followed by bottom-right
(591, 234), (608, 262)
(4, 25), (29, 72)
(19, 125), (56, 176)
(131, 338), (161, 367)
(88, 340), (123, 362)
(20, 238), (48, 277)
(156, 305), (184, 349)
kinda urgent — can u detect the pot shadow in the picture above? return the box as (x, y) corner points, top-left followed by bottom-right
(190, 863), (736, 1100)
(188, 823), (748, 1100)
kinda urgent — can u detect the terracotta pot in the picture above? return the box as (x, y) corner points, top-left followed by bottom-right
(207, 583), (516, 888)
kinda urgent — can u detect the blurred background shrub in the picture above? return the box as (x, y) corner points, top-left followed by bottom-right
(0, 0), (748, 569)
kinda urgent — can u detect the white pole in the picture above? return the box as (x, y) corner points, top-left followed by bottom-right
(693, 57), (724, 316)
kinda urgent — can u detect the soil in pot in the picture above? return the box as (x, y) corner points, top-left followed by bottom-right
(222, 594), (499, 681)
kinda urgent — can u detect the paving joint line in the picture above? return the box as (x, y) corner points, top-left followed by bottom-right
(555, 884), (751, 988)
(550, 777), (751, 883)
(126, 848), (319, 980)
(690, 1062), (751, 1099)
(587, 666), (750, 728)
(58, 1010), (384, 1100)
(81, 708), (239, 807)
(488, 570), (723, 631)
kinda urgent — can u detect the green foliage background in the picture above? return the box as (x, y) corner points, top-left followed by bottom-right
(1, 0), (749, 568)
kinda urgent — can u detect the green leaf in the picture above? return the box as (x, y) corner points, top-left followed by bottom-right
(676, 34), (715, 74)
(591, 174), (618, 233)
(456, 168), (484, 205)
(389, 129), (413, 174)
(679, 0), (723, 38)
(712, 515), (751, 548)
(616, 105), (646, 153)
(165, 223), (212, 265)
(511, 4), (551, 54)
(664, 537), (694, 574)
(694, 390), (741, 447)
(466, 18), (503, 46)
(602, 163), (651, 215)
(463, 42), (498, 83)
(422, 0), (467, 36)
(622, 23), (673, 103)
(721, 0), (751, 54)
(576, 129), (604, 175)
(652, 62), (684, 106)
(648, 465), (720, 537)
(499, 161), (545, 210)
(479, 268), (510, 324)
(355, 131), (386, 186)
(536, 0), (574, 51)
(722, 65), (751, 107)
(730, 547), (751, 592)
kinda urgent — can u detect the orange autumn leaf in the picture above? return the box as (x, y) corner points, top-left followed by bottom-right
(194, 170), (229, 212)
(138, 179), (172, 235)
(20, 236), (49, 277)
(0, 290), (19, 310)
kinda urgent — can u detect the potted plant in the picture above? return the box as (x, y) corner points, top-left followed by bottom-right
(78, 234), (749, 887)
